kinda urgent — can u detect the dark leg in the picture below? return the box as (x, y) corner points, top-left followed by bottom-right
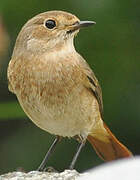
(38, 136), (61, 171)
(69, 140), (86, 170)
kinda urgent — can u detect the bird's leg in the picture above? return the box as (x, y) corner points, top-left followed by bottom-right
(69, 135), (86, 170)
(38, 136), (61, 171)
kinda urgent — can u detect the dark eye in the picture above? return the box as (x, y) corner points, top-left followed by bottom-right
(45, 19), (56, 29)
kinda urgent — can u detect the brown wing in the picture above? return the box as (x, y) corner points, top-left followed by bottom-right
(79, 56), (103, 118)
(78, 56), (133, 160)
(87, 75), (103, 118)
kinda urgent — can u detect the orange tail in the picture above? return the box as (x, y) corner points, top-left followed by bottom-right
(87, 122), (132, 161)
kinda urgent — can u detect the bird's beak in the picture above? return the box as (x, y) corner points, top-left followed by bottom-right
(74, 21), (96, 29)
(67, 21), (96, 34)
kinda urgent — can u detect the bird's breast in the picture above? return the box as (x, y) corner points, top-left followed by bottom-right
(8, 54), (100, 137)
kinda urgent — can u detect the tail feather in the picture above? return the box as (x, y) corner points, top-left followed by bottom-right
(87, 122), (132, 161)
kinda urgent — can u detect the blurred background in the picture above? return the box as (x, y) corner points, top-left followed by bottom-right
(0, 0), (140, 174)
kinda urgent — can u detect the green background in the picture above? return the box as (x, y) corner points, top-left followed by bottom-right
(0, 0), (140, 174)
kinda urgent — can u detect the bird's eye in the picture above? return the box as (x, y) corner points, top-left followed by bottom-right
(45, 19), (56, 29)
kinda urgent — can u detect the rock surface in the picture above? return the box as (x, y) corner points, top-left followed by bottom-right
(0, 170), (80, 180)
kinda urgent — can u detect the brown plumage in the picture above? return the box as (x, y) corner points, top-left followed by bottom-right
(7, 11), (132, 169)
(87, 122), (132, 161)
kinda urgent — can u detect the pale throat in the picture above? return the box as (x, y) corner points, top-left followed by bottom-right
(27, 36), (76, 59)
(47, 37), (76, 59)
(45, 38), (76, 61)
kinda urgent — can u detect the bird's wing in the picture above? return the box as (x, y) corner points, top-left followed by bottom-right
(79, 56), (103, 118)
(79, 57), (133, 161)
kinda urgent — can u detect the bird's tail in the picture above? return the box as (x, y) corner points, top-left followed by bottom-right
(87, 122), (132, 161)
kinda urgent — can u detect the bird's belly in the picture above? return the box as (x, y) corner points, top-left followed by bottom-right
(18, 86), (100, 138)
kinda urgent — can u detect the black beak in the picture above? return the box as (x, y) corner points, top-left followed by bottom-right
(75, 21), (96, 29)
(67, 21), (96, 34)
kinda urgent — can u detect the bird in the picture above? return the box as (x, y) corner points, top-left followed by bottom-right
(7, 10), (132, 171)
